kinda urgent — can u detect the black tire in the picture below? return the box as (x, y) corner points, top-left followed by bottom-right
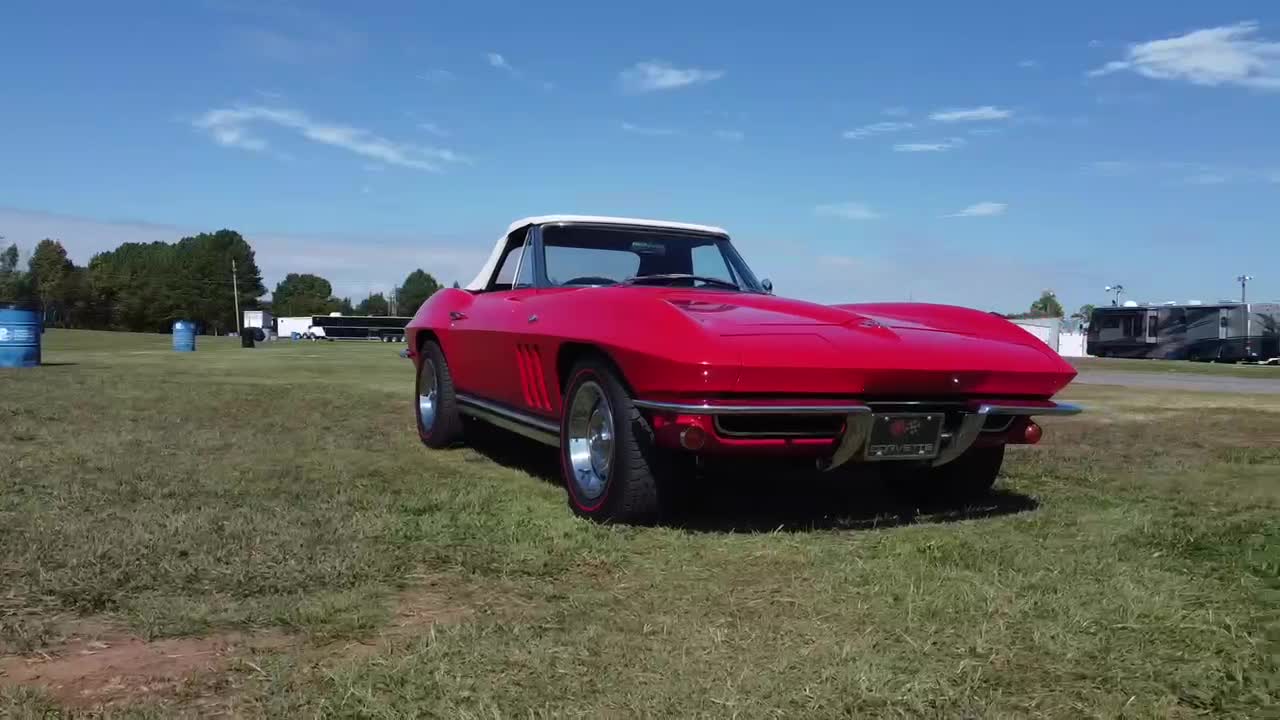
(416, 340), (464, 448)
(883, 444), (1004, 501)
(560, 356), (673, 524)
(932, 445), (1005, 499)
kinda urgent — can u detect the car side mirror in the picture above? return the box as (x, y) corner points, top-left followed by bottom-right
(761, 278), (773, 294)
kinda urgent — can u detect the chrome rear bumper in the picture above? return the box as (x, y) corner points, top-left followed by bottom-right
(632, 399), (1082, 470)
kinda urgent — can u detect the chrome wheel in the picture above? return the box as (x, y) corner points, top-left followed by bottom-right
(418, 359), (438, 432)
(567, 380), (614, 501)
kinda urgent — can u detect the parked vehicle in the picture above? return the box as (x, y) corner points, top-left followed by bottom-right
(1087, 302), (1280, 362)
(405, 215), (1082, 523)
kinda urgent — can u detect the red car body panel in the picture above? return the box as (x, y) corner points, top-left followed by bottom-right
(407, 285), (1078, 420)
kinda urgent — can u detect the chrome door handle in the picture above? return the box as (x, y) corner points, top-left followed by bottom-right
(528, 314), (538, 323)
(449, 311), (467, 321)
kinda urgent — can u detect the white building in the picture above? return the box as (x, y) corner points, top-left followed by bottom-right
(243, 310), (273, 330)
(1009, 317), (1088, 358)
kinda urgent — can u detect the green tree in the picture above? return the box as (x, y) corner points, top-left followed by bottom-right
(85, 230), (263, 333)
(451, 281), (460, 289)
(338, 297), (355, 315)
(273, 273), (337, 317)
(174, 230), (265, 335)
(88, 242), (174, 331)
(356, 293), (389, 315)
(395, 269), (442, 316)
(0, 243), (26, 301)
(1029, 290), (1064, 318)
(1071, 303), (1096, 330)
(28, 239), (73, 323)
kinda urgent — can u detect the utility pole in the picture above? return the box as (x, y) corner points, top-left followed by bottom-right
(231, 258), (241, 335)
(1237, 274), (1253, 303)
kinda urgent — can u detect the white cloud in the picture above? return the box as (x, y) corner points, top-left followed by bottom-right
(1086, 160), (1136, 176)
(619, 61), (724, 92)
(418, 122), (449, 137)
(193, 105), (468, 172)
(713, 129), (745, 141)
(893, 137), (965, 152)
(814, 202), (879, 220)
(419, 69), (455, 84)
(948, 202), (1007, 218)
(620, 121), (677, 136)
(882, 106), (909, 117)
(1089, 39), (1104, 48)
(1186, 172), (1229, 185)
(1018, 59), (1040, 69)
(1088, 21), (1280, 90)
(1269, 171), (1280, 183)
(841, 121), (913, 140)
(816, 254), (859, 268)
(486, 52), (514, 72)
(930, 105), (1013, 122)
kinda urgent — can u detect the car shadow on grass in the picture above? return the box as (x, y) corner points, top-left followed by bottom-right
(461, 424), (1039, 533)
(667, 473), (1039, 533)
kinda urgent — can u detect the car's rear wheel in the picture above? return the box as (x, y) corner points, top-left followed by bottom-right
(934, 444), (1004, 498)
(416, 340), (463, 448)
(560, 357), (671, 524)
(884, 445), (1004, 500)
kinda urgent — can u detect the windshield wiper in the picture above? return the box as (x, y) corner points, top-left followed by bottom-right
(620, 273), (740, 290)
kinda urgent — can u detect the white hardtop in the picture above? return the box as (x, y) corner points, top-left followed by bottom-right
(466, 215), (730, 291)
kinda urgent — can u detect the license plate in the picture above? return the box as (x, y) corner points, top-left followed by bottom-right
(865, 413), (943, 460)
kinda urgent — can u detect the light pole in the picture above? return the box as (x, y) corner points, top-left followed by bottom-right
(1237, 275), (1253, 303)
(1105, 284), (1125, 306)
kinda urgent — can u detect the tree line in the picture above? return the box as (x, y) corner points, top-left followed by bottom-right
(0, 232), (449, 334)
(1001, 290), (1094, 330)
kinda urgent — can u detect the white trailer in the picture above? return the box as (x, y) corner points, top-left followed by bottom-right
(277, 316), (315, 338)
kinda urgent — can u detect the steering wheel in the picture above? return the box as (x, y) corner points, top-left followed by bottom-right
(560, 276), (617, 286)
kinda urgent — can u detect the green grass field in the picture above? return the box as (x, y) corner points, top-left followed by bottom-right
(1071, 355), (1280, 378)
(2, 330), (1277, 717)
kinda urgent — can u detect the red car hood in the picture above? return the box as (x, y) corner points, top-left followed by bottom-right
(660, 291), (1077, 397)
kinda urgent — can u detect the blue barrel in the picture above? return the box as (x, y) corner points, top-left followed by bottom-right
(172, 320), (197, 352)
(0, 303), (42, 368)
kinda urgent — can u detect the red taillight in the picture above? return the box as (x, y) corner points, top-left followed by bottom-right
(680, 425), (707, 450)
(1023, 421), (1043, 445)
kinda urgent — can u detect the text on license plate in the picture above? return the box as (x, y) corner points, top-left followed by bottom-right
(866, 413), (943, 460)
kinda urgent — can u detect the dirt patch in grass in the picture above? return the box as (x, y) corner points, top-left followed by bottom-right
(0, 627), (260, 710)
(0, 574), (509, 713)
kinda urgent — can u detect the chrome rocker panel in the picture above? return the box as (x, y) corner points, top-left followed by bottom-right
(456, 393), (560, 447)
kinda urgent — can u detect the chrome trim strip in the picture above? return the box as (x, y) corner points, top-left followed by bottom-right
(820, 413), (874, 471)
(930, 401), (1082, 467)
(634, 400), (871, 416)
(456, 393), (560, 447)
(979, 402), (1083, 416)
(933, 413), (987, 467)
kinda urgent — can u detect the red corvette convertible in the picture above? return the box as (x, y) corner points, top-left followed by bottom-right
(405, 215), (1081, 523)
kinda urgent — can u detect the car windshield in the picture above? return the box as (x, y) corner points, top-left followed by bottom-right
(540, 224), (762, 292)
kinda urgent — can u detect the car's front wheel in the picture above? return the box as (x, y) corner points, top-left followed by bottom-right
(416, 340), (464, 448)
(560, 357), (670, 524)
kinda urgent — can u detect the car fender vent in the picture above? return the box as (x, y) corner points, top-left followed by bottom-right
(516, 344), (552, 411)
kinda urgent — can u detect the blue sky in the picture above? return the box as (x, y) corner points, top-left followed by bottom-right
(2, 0), (1278, 311)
